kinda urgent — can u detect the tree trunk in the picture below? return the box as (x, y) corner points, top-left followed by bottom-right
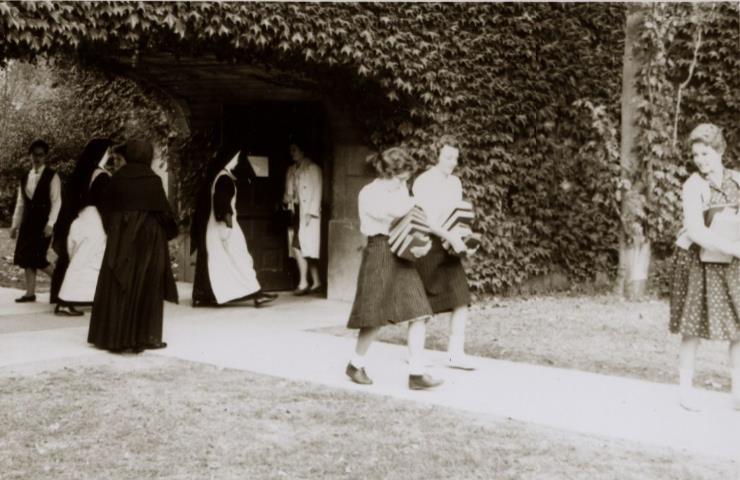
(616, 6), (651, 300)
(618, 237), (652, 300)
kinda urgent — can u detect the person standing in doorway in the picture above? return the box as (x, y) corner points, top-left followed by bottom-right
(10, 139), (61, 303)
(345, 147), (441, 391)
(413, 135), (476, 371)
(670, 123), (740, 411)
(283, 138), (322, 295)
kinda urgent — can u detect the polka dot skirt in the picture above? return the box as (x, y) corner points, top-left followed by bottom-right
(670, 247), (740, 341)
(670, 172), (740, 341)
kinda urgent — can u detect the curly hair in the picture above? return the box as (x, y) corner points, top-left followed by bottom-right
(688, 123), (726, 155)
(367, 147), (414, 178)
(434, 134), (459, 155)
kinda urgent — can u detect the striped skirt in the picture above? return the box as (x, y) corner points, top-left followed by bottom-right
(415, 237), (471, 313)
(347, 235), (433, 329)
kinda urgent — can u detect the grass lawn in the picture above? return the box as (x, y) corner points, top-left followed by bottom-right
(0, 355), (734, 480)
(320, 296), (732, 393)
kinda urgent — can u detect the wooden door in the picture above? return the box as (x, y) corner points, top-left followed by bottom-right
(221, 102), (328, 291)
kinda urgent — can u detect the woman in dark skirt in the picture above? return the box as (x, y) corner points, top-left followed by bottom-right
(670, 123), (740, 411)
(412, 135), (475, 371)
(346, 147), (442, 391)
(88, 138), (179, 353)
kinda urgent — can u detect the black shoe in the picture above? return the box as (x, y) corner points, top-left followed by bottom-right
(15, 294), (36, 303)
(308, 285), (323, 295)
(145, 342), (167, 350)
(346, 363), (373, 385)
(409, 374), (444, 390)
(54, 304), (84, 316)
(253, 292), (278, 308)
(192, 299), (217, 308)
(293, 287), (310, 296)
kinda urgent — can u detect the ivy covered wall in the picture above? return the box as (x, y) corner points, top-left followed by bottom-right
(0, 2), (734, 294)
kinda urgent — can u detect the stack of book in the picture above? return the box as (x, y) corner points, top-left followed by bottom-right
(441, 200), (481, 256)
(388, 206), (432, 261)
(700, 203), (740, 263)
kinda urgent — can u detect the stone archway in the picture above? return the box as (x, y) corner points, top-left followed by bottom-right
(110, 53), (378, 301)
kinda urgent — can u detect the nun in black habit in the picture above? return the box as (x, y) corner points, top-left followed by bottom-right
(191, 150), (278, 308)
(88, 138), (178, 353)
(50, 138), (113, 316)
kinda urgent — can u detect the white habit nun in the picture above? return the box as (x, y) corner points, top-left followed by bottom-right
(196, 151), (277, 307)
(58, 144), (112, 304)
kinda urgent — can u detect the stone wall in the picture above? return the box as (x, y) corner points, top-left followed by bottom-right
(324, 102), (374, 302)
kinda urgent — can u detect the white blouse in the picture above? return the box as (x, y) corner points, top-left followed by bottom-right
(676, 170), (740, 252)
(358, 178), (415, 236)
(412, 166), (463, 228)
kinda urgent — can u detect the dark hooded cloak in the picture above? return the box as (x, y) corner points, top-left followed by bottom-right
(88, 138), (178, 352)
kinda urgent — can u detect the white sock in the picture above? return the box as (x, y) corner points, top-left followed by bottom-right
(408, 356), (424, 376)
(448, 334), (465, 358)
(732, 369), (740, 409)
(350, 354), (366, 369)
(679, 368), (694, 401)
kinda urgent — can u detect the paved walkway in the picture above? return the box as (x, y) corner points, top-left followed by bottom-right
(1, 284), (739, 461)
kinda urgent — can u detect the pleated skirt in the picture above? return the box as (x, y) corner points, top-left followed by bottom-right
(669, 245), (740, 341)
(415, 237), (471, 313)
(347, 235), (433, 329)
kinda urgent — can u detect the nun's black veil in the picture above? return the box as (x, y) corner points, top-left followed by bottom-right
(54, 138), (112, 246)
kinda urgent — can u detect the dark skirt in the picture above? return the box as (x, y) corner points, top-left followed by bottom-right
(347, 235), (433, 329)
(415, 237), (471, 313)
(14, 220), (51, 269)
(669, 245), (740, 341)
(88, 211), (178, 351)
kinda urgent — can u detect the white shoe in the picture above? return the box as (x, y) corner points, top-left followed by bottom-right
(447, 354), (476, 371)
(679, 393), (701, 412)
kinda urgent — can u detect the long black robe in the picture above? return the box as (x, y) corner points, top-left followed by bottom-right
(88, 163), (178, 351)
(191, 175), (236, 305)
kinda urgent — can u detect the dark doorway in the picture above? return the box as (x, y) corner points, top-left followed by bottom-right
(221, 102), (330, 292)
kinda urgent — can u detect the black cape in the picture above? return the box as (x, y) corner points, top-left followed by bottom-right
(88, 163), (178, 351)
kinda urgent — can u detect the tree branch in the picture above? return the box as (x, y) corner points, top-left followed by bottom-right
(672, 13), (704, 149)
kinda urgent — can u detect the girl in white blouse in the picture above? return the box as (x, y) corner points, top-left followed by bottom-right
(670, 123), (740, 411)
(413, 135), (475, 370)
(345, 147), (443, 391)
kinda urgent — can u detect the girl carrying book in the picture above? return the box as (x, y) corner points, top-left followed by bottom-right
(671, 123), (740, 411)
(413, 135), (476, 371)
(345, 147), (443, 390)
